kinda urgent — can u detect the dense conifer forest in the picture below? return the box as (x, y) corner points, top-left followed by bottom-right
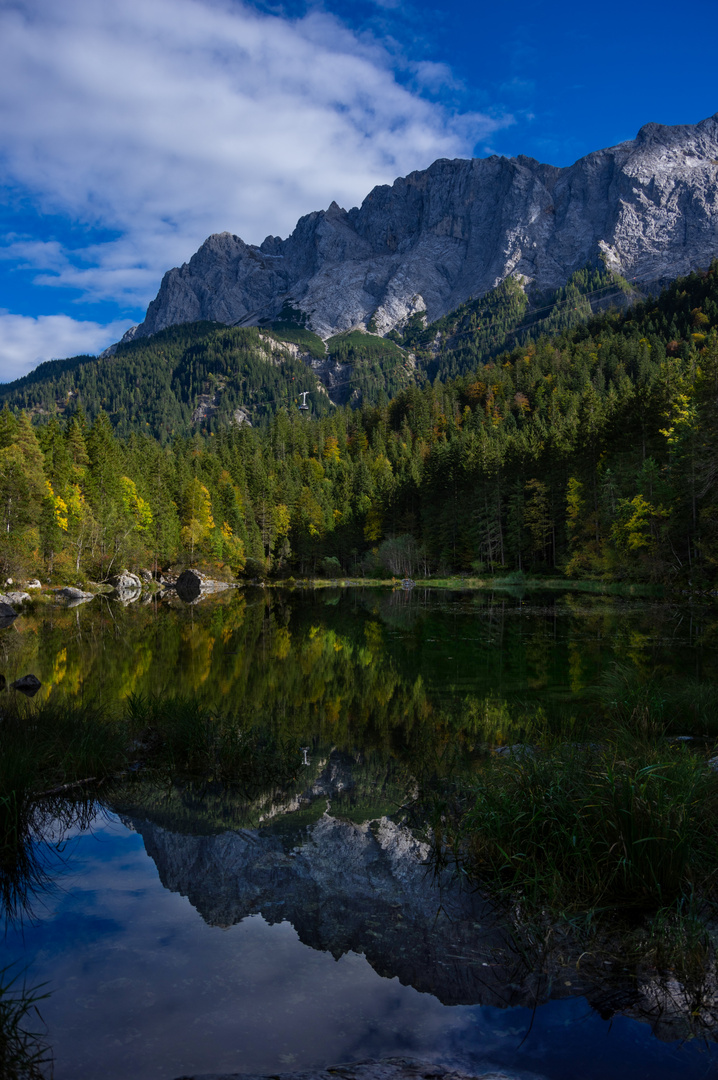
(1, 263), (718, 585)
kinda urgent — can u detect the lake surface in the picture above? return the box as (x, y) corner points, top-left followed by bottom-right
(3, 587), (718, 1079)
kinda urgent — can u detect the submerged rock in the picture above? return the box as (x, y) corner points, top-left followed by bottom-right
(492, 744), (536, 760)
(10, 674), (41, 697)
(174, 1058), (519, 1080)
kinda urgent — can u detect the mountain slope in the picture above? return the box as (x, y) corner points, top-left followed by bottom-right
(0, 268), (636, 434)
(134, 114), (718, 341)
(2, 262), (718, 586)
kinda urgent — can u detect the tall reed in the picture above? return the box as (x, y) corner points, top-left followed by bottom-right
(430, 735), (718, 914)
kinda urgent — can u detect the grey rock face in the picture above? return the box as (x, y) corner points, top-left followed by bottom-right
(136, 115), (718, 341)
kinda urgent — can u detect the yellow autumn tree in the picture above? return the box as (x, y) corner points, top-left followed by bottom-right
(181, 477), (215, 564)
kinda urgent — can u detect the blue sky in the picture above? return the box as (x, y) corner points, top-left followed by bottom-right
(0, 0), (716, 381)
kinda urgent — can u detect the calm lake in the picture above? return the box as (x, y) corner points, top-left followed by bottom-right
(3, 586), (718, 1080)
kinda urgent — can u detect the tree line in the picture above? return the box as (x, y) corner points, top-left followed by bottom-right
(1, 263), (718, 585)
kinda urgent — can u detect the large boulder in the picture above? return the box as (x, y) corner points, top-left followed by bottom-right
(55, 587), (94, 606)
(175, 568), (206, 602)
(2, 591), (31, 605)
(0, 601), (17, 625)
(11, 674), (42, 697)
(175, 569), (233, 603)
(108, 570), (142, 593)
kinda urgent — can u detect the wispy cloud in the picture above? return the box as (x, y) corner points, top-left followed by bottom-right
(0, 0), (512, 326)
(0, 314), (135, 383)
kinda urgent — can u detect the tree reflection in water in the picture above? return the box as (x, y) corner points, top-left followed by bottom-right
(1, 586), (718, 1073)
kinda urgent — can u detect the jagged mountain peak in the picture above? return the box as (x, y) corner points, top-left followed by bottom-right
(133, 113), (718, 344)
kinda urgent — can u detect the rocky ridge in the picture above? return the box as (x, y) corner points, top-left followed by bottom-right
(133, 114), (718, 342)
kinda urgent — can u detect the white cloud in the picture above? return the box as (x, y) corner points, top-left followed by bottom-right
(0, 0), (511, 313)
(0, 315), (135, 383)
(410, 60), (462, 95)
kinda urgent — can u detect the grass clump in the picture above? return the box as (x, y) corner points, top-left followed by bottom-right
(0, 967), (52, 1080)
(0, 700), (128, 799)
(440, 739), (718, 912)
(597, 662), (718, 737)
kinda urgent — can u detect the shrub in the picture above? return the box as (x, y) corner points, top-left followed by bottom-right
(317, 556), (342, 578)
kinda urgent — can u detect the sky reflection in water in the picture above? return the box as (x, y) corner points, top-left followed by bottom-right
(3, 589), (718, 1079)
(3, 814), (716, 1080)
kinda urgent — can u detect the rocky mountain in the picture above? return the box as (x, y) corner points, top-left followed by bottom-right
(133, 114), (718, 342)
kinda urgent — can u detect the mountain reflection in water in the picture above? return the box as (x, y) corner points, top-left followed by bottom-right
(3, 587), (718, 1079)
(111, 758), (718, 1040)
(4, 787), (716, 1080)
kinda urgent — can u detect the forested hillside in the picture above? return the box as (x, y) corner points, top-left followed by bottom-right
(391, 265), (638, 381)
(0, 268), (634, 438)
(0, 319), (417, 438)
(1, 263), (718, 586)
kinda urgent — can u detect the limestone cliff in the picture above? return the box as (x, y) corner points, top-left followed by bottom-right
(134, 114), (718, 341)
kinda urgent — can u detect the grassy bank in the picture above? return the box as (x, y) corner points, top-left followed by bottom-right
(17, 567), (670, 600)
(267, 574), (664, 596)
